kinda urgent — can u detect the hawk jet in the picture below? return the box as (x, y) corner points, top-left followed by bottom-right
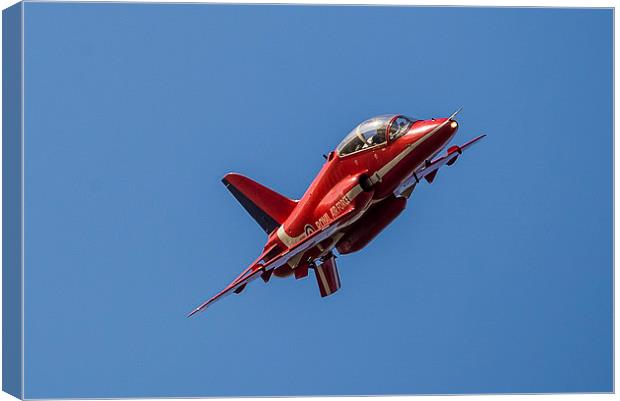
(189, 109), (485, 316)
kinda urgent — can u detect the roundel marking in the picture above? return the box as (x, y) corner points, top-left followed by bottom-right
(304, 224), (315, 235)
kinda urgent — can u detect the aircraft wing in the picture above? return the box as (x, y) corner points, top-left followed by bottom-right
(187, 263), (265, 317)
(394, 134), (486, 197)
(188, 208), (357, 317)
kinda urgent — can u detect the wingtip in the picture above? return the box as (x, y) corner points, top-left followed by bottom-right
(187, 308), (201, 318)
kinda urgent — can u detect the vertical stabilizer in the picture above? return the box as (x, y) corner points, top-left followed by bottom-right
(222, 173), (297, 234)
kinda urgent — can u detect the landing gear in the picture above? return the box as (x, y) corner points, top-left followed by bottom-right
(312, 253), (341, 297)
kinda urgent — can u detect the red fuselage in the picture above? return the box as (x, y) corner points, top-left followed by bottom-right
(265, 115), (458, 277)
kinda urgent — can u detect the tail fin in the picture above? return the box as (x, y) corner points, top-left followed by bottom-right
(222, 173), (297, 234)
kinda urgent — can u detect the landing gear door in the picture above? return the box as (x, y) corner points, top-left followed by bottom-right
(314, 254), (341, 297)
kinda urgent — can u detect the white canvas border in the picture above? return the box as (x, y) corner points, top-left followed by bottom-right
(0, 0), (614, 400)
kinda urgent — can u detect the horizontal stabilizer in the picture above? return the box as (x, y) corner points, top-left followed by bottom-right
(223, 173), (298, 234)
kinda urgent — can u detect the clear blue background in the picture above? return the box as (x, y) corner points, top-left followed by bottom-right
(23, 3), (612, 398)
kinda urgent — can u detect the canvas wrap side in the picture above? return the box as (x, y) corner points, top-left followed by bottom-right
(3, 2), (23, 399)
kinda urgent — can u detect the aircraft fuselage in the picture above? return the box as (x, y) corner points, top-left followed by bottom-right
(267, 116), (458, 276)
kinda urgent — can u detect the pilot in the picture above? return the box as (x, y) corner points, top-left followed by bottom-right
(340, 137), (364, 155)
(368, 127), (386, 146)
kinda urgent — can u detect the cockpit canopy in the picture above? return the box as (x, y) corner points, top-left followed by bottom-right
(337, 114), (415, 156)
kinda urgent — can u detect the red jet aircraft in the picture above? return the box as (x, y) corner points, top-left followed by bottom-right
(189, 109), (484, 316)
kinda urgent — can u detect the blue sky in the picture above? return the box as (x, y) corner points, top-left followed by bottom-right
(23, 3), (612, 398)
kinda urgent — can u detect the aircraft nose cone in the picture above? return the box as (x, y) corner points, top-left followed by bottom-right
(439, 117), (458, 132)
(432, 117), (459, 145)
